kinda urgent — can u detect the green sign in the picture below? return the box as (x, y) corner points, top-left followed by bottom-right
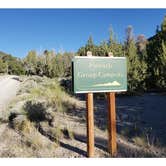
(72, 56), (127, 93)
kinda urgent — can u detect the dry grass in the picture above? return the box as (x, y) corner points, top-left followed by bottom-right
(1, 76), (81, 157)
(132, 136), (148, 147)
(1, 75), (165, 157)
(0, 124), (58, 157)
(12, 115), (32, 134)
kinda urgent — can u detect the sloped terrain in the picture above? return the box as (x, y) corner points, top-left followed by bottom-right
(0, 76), (165, 157)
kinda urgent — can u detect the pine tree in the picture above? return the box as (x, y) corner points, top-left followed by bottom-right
(77, 35), (96, 56)
(161, 16), (166, 32)
(85, 35), (95, 54)
(77, 47), (86, 56)
(147, 15), (166, 89)
(98, 40), (110, 56)
(125, 26), (147, 92)
(108, 26), (123, 56)
(157, 40), (166, 88)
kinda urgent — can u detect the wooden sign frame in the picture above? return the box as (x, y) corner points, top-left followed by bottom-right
(72, 51), (127, 157)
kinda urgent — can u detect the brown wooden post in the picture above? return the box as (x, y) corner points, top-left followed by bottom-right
(86, 51), (94, 157)
(107, 52), (117, 157)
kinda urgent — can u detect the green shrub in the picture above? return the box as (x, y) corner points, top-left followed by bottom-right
(24, 100), (55, 124)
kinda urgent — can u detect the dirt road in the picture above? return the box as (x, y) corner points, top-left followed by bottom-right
(0, 75), (21, 156)
(0, 75), (20, 112)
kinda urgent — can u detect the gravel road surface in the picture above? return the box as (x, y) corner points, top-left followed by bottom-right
(0, 75), (20, 112)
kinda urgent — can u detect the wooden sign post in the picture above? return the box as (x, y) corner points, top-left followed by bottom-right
(86, 51), (95, 157)
(72, 52), (127, 157)
(107, 52), (117, 157)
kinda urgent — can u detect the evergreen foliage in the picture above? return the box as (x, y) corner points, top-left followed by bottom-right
(125, 26), (147, 92)
(77, 27), (123, 57)
(23, 50), (74, 78)
(0, 58), (7, 73)
(0, 51), (25, 75)
(77, 26), (147, 92)
(147, 15), (166, 90)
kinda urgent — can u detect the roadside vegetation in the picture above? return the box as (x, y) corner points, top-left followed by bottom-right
(0, 76), (84, 157)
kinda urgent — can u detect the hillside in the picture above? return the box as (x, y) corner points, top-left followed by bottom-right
(0, 51), (9, 57)
(0, 51), (25, 75)
(0, 75), (165, 157)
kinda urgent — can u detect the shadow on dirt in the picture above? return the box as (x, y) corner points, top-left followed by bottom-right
(66, 93), (166, 147)
(73, 133), (157, 157)
(11, 76), (20, 82)
(59, 142), (87, 157)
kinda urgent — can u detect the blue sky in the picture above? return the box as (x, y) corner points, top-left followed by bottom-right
(0, 9), (166, 58)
